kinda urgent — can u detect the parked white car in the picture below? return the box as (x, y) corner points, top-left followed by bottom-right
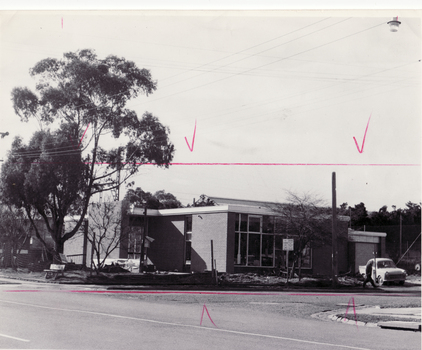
(360, 258), (406, 286)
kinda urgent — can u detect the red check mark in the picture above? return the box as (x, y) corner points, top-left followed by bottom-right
(185, 120), (197, 152)
(353, 114), (371, 154)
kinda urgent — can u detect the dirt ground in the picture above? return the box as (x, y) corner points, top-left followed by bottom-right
(0, 267), (420, 288)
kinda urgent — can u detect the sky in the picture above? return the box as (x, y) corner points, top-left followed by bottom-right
(0, 10), (421, 211)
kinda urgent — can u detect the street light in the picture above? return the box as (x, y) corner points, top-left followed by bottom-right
(387, 17), (401, 32)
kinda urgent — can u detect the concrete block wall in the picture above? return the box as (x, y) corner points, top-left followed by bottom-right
(191, 212), (228, 273)
(63, 220), (86, 259)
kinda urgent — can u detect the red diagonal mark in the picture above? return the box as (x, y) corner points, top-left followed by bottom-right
(200, 304), (217, 327)
(78, 124), (90, 149)
(353, 114), (371, 153)
(184, 120), (197, 152)
(61, 18), (63, 29)
(343, 297), (358, 329)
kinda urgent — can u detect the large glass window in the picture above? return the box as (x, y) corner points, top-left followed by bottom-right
(248, 216), (261, 232)
(185, 215), (192, 233)
(127, 227), (142, 259)
(261, 234), (274, 266)
(247, 234), (261, 266)
(234, 214), (275, 267)
(185, 241), (192, 262)
(185, 216), (192, 265)
(301, 243), (312, 269)
(240, 214), (248, 231)
(234, 232), (247, 265)
(262, 216), (274, 233)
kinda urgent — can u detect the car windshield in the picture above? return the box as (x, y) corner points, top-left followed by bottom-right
(377, 260), (396, 269)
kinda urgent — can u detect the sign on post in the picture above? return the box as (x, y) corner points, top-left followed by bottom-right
(283, 239), (294, 251)
(283, 239), (294, 285)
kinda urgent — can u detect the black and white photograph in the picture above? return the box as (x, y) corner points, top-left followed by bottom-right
(0, 5), (421, 350)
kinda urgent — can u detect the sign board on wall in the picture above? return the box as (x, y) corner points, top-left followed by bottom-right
(283, 239), (294, 251)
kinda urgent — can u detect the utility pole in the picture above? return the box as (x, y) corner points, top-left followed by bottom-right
(399, 213), (402, 258)
(332, 172), (338, 287)
(139, 206), (147, 273)
(211, 240), (214, 279)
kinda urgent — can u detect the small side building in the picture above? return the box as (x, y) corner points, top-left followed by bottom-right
(348, 229), (387, 274)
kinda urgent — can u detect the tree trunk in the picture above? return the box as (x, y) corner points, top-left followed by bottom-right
(54, 239), (64, 263)
(55, 240), (64, 254)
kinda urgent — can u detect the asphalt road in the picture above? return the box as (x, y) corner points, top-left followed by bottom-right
(0, 280), (420, 350)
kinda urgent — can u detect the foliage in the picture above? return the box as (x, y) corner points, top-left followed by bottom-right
(0, 204), (31, 267)
(273, 191), (332, 280)
(1, 127), (88, 253)
(190, 194), (216, 207)
(339, 201), (421, 227)
(124, 187), (182, 209)
(1, 49), (174, 255)
(350, 202), (370, 228)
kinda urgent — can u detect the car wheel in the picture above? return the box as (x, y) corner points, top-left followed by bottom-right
(377, 275), (384, 286)
(415, 264), (421, 272)
(398, 280), (405, 286)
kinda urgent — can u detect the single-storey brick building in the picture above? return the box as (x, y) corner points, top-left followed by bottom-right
(65, 197), (386, 276)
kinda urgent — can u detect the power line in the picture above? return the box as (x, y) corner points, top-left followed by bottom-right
(128, 20), (387, 110)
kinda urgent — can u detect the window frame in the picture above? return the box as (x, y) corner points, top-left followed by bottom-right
(234, 214), (275, 267)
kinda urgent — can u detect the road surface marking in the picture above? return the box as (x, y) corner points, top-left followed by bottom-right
(0, 332), (29, 342)
(0, 299), (372, 350)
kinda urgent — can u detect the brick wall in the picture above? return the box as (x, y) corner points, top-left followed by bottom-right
(191, 212), (229, 273)
(148, 215), (185, 272)
(226, 213), (236, 273)
(63, 220), (87, 265)
(310, 219), (349, 276)
(312, 245), (332, 276)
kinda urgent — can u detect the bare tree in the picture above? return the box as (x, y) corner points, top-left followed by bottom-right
(273, 191), (331, 280)
(87, 201), (130, 273)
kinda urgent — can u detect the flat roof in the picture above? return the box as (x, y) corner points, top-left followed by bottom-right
(131, 205), (349, 221)
(130, 204), (276, 217)
(208, 196), (281, 208)
(348, 229), (387, 238)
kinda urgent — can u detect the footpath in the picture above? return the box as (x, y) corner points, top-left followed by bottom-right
(313, 305), (421, 332)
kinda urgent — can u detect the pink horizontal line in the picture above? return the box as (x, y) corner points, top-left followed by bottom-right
(11, 162), (421, 166)
(156, 162), (420, 167)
